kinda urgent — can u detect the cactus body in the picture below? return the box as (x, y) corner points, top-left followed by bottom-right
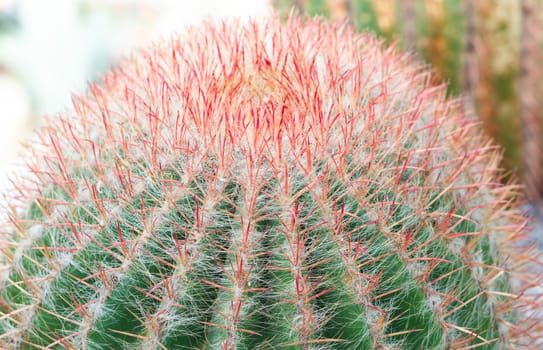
(0, 17), (541, 349)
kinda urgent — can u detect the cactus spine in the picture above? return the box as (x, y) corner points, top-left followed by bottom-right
(0, 16), (541, 349)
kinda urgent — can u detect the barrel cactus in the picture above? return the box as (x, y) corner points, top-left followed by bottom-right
(0, 16), (541, 349)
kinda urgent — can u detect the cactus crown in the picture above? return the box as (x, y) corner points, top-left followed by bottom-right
(0, 16), (541, 349)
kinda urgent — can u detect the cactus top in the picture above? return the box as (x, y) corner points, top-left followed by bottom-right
(0, 16), (542, 349)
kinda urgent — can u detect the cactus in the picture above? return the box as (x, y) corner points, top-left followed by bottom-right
(0, 16), (541, 349)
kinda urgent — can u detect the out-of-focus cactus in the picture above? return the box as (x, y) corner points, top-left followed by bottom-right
(473, 0), (521, 177)
(0, 16), (541, 349)
(520, 0), (543, 203)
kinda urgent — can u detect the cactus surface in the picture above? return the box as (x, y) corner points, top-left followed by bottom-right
(0, 16), (542, 349)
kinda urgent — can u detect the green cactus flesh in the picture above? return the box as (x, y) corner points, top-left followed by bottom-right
(0, 17), (540, 349)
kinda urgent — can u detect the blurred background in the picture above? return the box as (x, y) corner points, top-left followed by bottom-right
(1, 0), (543, 211)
